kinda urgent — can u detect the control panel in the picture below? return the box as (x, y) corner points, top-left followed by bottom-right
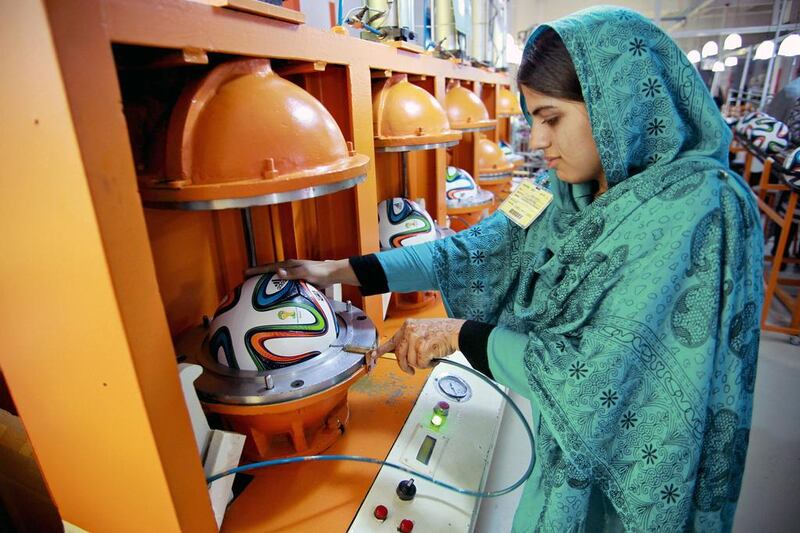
(348, 353), (506, 532)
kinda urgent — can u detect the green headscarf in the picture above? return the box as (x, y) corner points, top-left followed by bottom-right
(431, 6), (762, 531)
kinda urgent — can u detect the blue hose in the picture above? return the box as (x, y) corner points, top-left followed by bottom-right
(337, 0), (343, 26)
(361, 22), (383, 37)
(206, 358), (535, 498)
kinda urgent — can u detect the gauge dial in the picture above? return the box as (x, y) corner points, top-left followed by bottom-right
(437, 375), (471, 402)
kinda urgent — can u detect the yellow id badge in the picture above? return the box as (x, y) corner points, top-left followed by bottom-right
(498, 180), (553, 229)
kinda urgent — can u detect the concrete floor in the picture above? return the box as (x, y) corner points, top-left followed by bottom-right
(476, 320), (800, 532)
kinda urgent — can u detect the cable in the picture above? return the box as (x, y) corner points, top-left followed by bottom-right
(206, 359), (535, 499)
(360, 22), (384, 37)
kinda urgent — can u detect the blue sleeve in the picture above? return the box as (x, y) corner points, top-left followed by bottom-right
(487, 327), (532, 399)
(375, 241), (439, 293)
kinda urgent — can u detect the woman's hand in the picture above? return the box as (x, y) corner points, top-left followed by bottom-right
(244, 259), (359, 287)
(369, 318), (466, 374)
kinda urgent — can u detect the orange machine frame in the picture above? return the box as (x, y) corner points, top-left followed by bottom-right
(4, 1), (511, 531)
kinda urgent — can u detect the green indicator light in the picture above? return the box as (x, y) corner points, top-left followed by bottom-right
(431, 414), (444, 427)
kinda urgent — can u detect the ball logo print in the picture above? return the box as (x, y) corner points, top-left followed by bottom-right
(208, 274), (339, 371)
(378, 197), (437, 249)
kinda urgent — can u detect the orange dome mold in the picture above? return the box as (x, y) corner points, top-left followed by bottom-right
(373, 74), (461, 152)
(497, 86), (522, 116)
(477, 137), (514, 177)
(141, 59), (368, 209)
(444, 80), (496, 132)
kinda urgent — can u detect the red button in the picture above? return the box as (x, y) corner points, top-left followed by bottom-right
(398, 519), (414, 533)
(373, 505), (388, 521)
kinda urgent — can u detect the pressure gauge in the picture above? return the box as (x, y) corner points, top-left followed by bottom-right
(436, 375), (472, 402)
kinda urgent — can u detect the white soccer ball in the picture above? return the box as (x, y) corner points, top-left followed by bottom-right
(445, 166), (479, 206)
(736, 111), (767, 136)
(783, 146), (800, 189)
(749, 118), (790, 154)
(208, 274), (339, 371)
(377, 197), (437, 249)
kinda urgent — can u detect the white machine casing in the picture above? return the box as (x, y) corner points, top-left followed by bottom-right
(348, 352), (506, 532)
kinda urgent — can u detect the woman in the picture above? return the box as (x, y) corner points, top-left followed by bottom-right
(256, 7), (762, 531)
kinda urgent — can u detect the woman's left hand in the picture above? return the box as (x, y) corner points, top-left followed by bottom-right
(368, 318), (466, 375)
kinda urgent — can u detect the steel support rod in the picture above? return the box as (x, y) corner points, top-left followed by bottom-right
(240, 207), (258, 269)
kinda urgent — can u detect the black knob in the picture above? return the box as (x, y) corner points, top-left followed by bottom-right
(396, 478), (416, 501)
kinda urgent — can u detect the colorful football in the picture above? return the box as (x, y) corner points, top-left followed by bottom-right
(498, 140), (514, 156)
(445, 166), (479, 206)
(378, 197), (437, 249)
(749, 118), (790, 154)
(735, 111), (767, 135)
(783, 146), (800, 189)
(784, 146), (800, 173)
(498, 140), (525, 165)
(208, 274), (339, 371)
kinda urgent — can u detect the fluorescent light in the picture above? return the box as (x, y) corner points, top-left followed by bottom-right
(687, 49), (701, 64)
(702, 41), (719, 57)
(712, 61), (725, 72)
(754, 40), (775, 60)
(724, 56), (738, 67)
(778, 34), (800, 57)
(723, 33), (742, 50)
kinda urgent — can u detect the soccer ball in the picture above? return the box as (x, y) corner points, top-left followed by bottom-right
(445, 166), (479, 206)
(208, 274), (339, 371)
(498, 140), (525, 165)
(378, 197), (437, 249)
(722, 115), (739, 128)
(783, 146), (800, 189)
(749, 118), (790, 154)
(784, 146), (800, 172)
(736, 111), (768, 136)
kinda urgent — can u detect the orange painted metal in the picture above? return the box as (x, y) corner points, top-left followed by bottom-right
(497, 116), (511, 144)
(141, 59), (369, 203)
(480, 179), (514, 211)
(205, 368), (366, 461)
(751, 157), (800, 336)
(3, 2), (215, 531)
(497, 86), (522, 116)
(447, 201), (493, 232)
(477, 137), (514, 175)
(445, 80), (497, 131)
(373, 74), (462, 149)
(388, 290), (440, 316)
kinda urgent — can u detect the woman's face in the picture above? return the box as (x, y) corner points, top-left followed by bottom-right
(521, 85), (604, 185)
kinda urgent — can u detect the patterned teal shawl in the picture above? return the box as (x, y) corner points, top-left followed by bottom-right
(432, 6), (762, 531)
